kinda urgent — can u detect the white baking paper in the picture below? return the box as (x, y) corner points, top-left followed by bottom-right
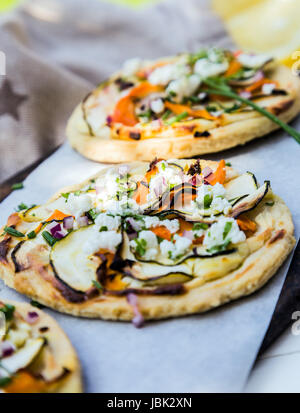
(0, 126), (299, 392)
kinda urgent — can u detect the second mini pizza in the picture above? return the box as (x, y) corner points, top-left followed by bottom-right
(67, 48), (300, 162)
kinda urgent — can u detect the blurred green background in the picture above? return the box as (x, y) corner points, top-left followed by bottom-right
(0, 0), (152, 12)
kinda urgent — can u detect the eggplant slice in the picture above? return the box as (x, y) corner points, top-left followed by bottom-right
(229, 181), (270, 218)
(224, 172), (258, 202)
(50, 225), (100, 293)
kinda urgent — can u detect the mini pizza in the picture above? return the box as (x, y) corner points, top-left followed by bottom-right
(0, 159), (295, 324)
(0, 300), (82, 393)
(67, 48), (300, 162)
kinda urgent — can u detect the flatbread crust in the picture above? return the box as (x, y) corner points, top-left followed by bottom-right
(67, 64), (300, 163)
(1, 300), (82, 393)
(0, 160), (295, 321)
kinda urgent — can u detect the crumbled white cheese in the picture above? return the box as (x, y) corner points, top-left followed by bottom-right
(67, 193), (93, 219)
(166, 74), (201, 101)
(150, 98), (165, 114)
(95, 213), (121, 231)
(122, 57), (143, 77)
(262, 83), (276, 95)
(130, 230), (159, 260)
(148, 63), (190, 86)
(203, 217), (246, 251)
(143, 216), (179, 234)
(237, 53), (271, 68)
(83, 230), (122, 254)
(160, 234), (192, 259)
(195, 183), (231, 215)
(194, 58), (228, 78)
(143, 216), (160, 229)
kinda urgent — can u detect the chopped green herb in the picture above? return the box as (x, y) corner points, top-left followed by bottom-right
(87, 208), (99, 221)
(168, 250), (173, 259)
(0, 376), (12, 387)
(207, 239), (230, 254)
(99, 226), (108, 232)
(30, 300), (44, 309)
(161, 162), (166, 171)
(161, 109), (172, 120)
(27, 231), (36, 239)
(0, 303), (15, 321)
(92, 280), (102, 290)
(61, 192), (70, 201)
(225, 162), (232, 167)
(4, 226), (24, 238)
(224, 103), (241, 113)
(204, 194), (212, 209)
(193, 222), (209, 231)
(223, 221), (232, 240)
(42, 231), (57, 246)
(11, 182), (24, 190)
(74, 190), (81, 196)
(165, 111), (188, 125)
(134, 238), (147, 256)
(16, 203), (28, 211)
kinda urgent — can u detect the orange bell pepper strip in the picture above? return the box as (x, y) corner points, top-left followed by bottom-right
(236, 216), (257, 234)
(132, 182), (149, 205)
(45, 209), (72, 222)
(244, 78), (278, 94)
(105, 274), (127, 291)
(225, 60), (242, 77)
(151, 225), (172, 241)
(205, 160), (226, 185)
(112, 82), (162, 127)
(4, 371), (46, 393)
(164, 101), (217, 121)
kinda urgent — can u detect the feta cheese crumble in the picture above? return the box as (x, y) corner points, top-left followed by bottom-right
(83, 230), (122, 255)
(148, 62), (190, 86)
(150, 98), (164, 114)
(95, 213), (121, 231)
(166, 74), (201, 101)
(66, 193), (93, 219)
(203, 217), (246, 252)
(194, 58), (228, 78)
(160, 234), (192, 260)
(130, 230), (159, 260)
(194, 183), (231, 215)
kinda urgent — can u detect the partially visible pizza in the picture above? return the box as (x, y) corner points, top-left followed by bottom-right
(0, 300), (82, 393)
(67, 48), (300, 162)
(0, 159), (295, 324)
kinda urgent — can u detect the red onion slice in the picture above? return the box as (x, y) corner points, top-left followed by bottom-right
(182, 230), (194, 241)
(50, 223), (61, 236)
(127, 293), (144, 328)
(239, 91), (251, 99)
(127, 217), (141, 232)
(26, 311), (39, 324)
(202, 166), (213, 178)
(63, 216), (74, 230)
(77, 215), (89, 227)
(0, 341), (15, 358)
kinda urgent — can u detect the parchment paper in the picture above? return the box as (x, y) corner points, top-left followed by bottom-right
(0, 125), (299, 392)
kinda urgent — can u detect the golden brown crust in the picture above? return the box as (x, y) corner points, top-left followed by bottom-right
(1, 300), (82, 393)
(0, 161), (295, 322)
(66, 65), (300, 163)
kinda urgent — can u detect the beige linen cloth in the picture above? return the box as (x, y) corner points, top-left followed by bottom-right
(0, 0), (232, 182)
